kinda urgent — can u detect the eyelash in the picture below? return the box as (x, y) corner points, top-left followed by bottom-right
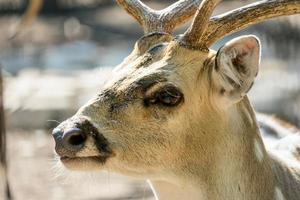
(144, 86), (183, 107)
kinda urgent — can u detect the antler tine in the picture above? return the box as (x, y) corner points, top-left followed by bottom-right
(181, 0), (221, 48)
(158, 0), (202, 33)
(203, 0), (300, 46)
(116, 0), (202, 34)
(116, 0), (154, 31)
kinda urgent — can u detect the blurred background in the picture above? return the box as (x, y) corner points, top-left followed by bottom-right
(0, 0), (300, 199)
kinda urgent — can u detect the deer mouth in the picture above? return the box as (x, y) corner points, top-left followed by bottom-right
(59, 154), (114, 170)
(60, 155), (109, 164)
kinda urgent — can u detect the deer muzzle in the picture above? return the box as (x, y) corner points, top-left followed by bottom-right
(52, 117), (113, 165)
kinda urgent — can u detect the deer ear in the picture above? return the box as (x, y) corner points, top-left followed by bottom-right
(213, 35), (261, 104)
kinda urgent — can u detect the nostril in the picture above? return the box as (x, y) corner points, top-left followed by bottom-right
(63, 128), (86, 149)
(68, 132), (86, 146)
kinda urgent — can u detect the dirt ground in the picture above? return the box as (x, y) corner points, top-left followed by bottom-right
(6, 130), (155, 200)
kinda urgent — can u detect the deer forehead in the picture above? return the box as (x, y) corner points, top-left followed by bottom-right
(106, 40), (212, 94)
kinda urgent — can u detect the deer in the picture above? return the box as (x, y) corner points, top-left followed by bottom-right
(51, 0), (300, 199)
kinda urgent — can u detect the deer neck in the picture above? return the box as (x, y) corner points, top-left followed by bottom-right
(151, 97), (276, 200)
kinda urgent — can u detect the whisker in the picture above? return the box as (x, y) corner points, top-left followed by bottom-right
(46, 119), (61, 124)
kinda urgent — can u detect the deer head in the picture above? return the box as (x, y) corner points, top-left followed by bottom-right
(52, 0), (300, 199)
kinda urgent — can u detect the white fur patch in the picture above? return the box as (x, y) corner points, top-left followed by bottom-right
(254, 139), (264, 162)
(274, 187), (285, 200)
(147, 180), (159, 200)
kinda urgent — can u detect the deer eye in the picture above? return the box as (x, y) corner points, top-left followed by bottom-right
(144, 86), (183, 107)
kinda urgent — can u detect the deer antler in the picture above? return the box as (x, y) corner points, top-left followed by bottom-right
(203, 0), (300, 46)
(116, 0), (201, 33)
(180, 0), (300, 48)
(181, 0), (221, 47)
(10, 0), (43, 39)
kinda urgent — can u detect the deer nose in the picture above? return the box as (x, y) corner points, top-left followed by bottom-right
(52, 128), (87, 155)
